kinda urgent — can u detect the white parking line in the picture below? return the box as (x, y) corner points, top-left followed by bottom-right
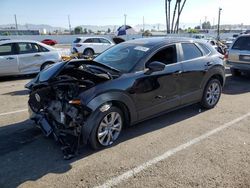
(95, 112), (250, 188)
(0, 109), (28, 116)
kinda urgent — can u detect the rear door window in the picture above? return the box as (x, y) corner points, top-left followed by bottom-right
(197, 43), (211, 55)
(92, 38), (101, 43)
(181, 43), (203, 61)
(100, 38), (111, 44)
(17, 43), (39, 54)
(232, 37), (250, 50)
(84, 38), (93, 43)
(0, 43), (13, 56)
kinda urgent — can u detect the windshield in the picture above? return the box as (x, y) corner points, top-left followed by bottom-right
(94, 43), (151, 72)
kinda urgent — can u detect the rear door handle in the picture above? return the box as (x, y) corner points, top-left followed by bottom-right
(34, 54), (41, 57)
(6, 57), (14, 60)
(206, 62), (213, 66)
(173, 70), (182, 75)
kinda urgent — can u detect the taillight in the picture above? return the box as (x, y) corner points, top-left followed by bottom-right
(76, 44), (82, 47)
(224, 52), (228, 60)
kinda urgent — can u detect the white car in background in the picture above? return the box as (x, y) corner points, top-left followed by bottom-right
(0, 40), (61, 76)
(71, 37), (115, 56)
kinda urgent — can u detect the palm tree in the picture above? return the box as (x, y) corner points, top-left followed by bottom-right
(168, 0), (171, 33)
(165, 0), (169, 34)
(174, 0), (187, 33)
(171, 0), (179, 33)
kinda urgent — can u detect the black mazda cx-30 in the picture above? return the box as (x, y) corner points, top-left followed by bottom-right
(26, 37), (225, 159)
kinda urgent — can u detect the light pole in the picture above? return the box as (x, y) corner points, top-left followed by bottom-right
(68, 15), (72, 34)
(124, 14), (127, 27)
(217, 7), (222, 40)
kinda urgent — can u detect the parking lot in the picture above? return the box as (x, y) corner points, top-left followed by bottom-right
(0, 69), (250, 188)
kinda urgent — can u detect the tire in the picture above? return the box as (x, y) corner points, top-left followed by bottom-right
(83, 48), (94, 57)
(40, 62), (54, 71)
(200, 79), (222, 109)
(230, 68), (241, 77)
(88, 106), (124, 150)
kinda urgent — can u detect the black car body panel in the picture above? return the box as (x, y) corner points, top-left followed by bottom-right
(26, 37), (225, 158)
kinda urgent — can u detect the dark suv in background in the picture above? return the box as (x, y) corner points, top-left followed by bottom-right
(227, 34), (250, 76)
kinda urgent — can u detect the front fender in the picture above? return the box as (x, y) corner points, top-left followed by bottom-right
(81, 91), (137, 145)
(86, 91), (137, 123)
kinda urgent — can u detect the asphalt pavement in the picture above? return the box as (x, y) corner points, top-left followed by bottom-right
(0, 72), (250, 188)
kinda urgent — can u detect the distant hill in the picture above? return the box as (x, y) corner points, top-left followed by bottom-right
(0, 24), (66, 32)
(0, 23), (168, 32)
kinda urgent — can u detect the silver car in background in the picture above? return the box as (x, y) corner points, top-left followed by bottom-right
(227, 35), (250, 76)
(0, 40), (61, 76)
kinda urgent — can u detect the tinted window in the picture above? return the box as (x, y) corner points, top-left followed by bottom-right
(38, 44), (49, 52)
(84, 38), (93, 43)
(149, 45), (177, 65)
(92, 38), (100, 43)
(0, 43), (13, 56)
(17, 43), (39, 54)
(74, 38), (81, 43)
(232, 37), (250, 50)
(100, 38), (111, 44)
(198, 43), (211, 55)
(182, 43), (203, 61)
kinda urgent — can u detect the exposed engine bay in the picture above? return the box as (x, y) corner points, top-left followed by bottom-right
(27, 60), (119, 159)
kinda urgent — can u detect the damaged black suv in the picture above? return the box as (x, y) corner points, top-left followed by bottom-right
(26, 37), (225, 158)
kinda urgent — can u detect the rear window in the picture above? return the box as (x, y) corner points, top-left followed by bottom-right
(232, 37), (250, 50)
(73, 38), (81, 43)
(0, 43), (13, 56)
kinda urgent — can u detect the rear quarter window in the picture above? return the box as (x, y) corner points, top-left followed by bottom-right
(232, 37), (250, 50)
(73, 38), (81, 43)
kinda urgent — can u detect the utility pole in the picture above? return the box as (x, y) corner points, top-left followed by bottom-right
(124, 14), (127, 27)
(142, 16), (145, 32)
(217, 7), (222, 40)
(14, 14), (18, 30)
(68, 15), (72, 34)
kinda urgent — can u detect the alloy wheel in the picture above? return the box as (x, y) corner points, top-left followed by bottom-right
(206, 82), (221, 106)
(97, 112), (122, 146)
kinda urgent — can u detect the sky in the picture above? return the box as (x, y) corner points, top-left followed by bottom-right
(0, 0), (249, 28)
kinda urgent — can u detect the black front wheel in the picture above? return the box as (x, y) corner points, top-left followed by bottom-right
(88, 106), (124, 150)
(200, 79), (222, 109)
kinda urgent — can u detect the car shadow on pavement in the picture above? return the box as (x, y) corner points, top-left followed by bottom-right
(0, 74), (36, 82)
(2, 89), (29, 96)
(0, 104), (204, 188)
(223, 75), (250, 95)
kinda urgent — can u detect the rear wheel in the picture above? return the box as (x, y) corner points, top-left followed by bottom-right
(83, 48), (94, 57)
(40, 62), (54, 71)
(200, 79), (222, 109)
(230, 68), (241, 77)
(89, 106), (123, 150)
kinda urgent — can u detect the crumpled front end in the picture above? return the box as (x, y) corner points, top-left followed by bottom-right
(28, 82), (92, 159)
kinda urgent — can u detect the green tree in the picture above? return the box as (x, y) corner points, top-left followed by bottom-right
(88, 29), (93, 34)
(202, 21), (211, 29)
(74, 26), (83, 34)
(83, 28), (88, 34)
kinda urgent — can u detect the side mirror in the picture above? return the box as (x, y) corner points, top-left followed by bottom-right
(145, 61), (165, 74)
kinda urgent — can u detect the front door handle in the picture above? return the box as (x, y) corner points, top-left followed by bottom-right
(34, 54), (41, 57)
(6, 57), (14, 60)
